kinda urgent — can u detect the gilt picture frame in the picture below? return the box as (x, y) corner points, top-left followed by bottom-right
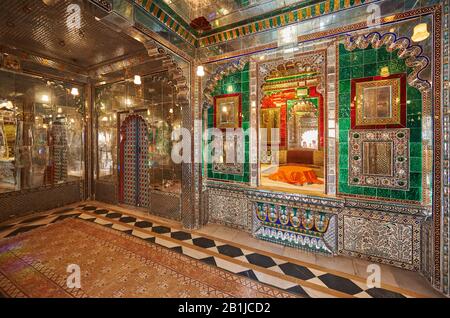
(213, 93), (242, 129)
(350, 74), (407, 129)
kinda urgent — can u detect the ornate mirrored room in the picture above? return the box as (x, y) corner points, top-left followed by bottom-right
(0, 0), (449, 299)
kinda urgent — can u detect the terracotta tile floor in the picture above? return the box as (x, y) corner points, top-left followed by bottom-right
(0, 200), (443, 298)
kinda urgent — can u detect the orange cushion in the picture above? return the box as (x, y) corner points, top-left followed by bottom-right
(268, 166), (323, 185)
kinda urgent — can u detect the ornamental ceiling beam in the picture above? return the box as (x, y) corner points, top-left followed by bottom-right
(0, 45), (89, 83)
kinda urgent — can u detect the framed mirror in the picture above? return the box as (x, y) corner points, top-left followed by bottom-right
(214, 93), (241, 129)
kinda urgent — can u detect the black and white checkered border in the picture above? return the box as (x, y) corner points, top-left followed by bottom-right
(0, 204), (411, 298)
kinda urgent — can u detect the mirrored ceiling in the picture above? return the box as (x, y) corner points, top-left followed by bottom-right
(163, 0), (306, 32)
(0, 0), (145, 68)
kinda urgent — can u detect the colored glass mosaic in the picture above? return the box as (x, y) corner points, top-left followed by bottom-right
(119, 115), (150, 207)
(337, 43), (422, 202)
(199, 0), (369, 47)
(253, 201), (336, 254)
(134, 0), (198, 46)
(207, 63), (250, 183)
(134, 0), (371, 48)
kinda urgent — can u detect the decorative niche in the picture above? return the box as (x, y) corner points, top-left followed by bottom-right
(212, 93), (244, 176)
(212, 133), (245, 176)
(260, 107), (281, 146)
(348, 129), (409, 190)
(287, 99), (319, 150)
(204, 61), (250, 183)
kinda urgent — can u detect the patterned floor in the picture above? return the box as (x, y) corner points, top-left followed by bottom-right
(1, 218), (296, 298)
(0, 203), (429, 298)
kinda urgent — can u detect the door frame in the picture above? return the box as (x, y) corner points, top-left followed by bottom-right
(117, 109), (149, 206)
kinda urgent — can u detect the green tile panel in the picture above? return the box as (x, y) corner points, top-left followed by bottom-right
(206, 63), (250, 183)
(337, 43), (423, 202)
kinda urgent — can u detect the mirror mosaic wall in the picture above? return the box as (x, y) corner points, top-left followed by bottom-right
(95, 71), (182, 199)
(0, 0), (448, 297)
(0, 70), (85, 194)
(198, 0), (447, 295)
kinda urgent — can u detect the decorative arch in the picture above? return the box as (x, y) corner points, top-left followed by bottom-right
(260, 86), (325, 150)
(143, 72), (179, 108)
(202, 57), (250, 109)
(288, 100), (317, 118)
(119, 114), (149, 207)
(262, 55), (326, 89)
(257, 51), (327, 152)
(143, 40), (190, 103)
(343, 31), (431, 92)
(257, 50), (327, 104)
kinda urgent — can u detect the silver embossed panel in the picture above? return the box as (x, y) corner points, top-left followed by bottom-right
(207, 188), (251, 232)
(0, 181), (82, 222)
(342, 215), (413, 265)
(348, 129), (409, 190)
(150, 191), (181, 221)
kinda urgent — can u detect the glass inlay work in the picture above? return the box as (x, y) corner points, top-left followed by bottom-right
(349, 129), (409, 190)
(206, 63), (250, 183)
(253, 201), (336, 254)
(353, 75), (406, 128)
(337, 43), (423, 202)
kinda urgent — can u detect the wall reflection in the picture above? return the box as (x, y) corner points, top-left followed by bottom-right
(0, 70), (84, 194)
